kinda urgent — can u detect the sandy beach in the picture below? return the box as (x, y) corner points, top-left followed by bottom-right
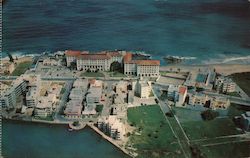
(1, 56), (33, 64)
(160, 64), (250, 76)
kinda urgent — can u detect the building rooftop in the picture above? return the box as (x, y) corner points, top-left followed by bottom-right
(64, 101), (83, 115)
(136, 60), (160, 66)
(65, 50), (86, 56)
(78, 54), (111, 60)
(179, 86), (187, 95)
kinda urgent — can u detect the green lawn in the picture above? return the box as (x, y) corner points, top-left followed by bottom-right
(80, 72), (104, 77)
(109, 71), (126, 77)
(181, 118), (241, 140)
(127, 105), (184, 158)
(200, 141), (250, 158)
(230, 72), (250, 97)
(173, 107), (203, 122)
(11, 61), (32, 76)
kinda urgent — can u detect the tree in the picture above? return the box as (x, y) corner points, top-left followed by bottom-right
(201, 109), (219, 121)
(69, 61), (77, 70)
(7, 52), (14, 62)
(110, 61), (122, 72)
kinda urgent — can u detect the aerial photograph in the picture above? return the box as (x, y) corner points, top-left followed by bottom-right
(1, 0), (250, 158)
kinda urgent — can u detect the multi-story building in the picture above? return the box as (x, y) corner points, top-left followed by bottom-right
(76, 54), (112, 71)
(65, 50), (124, 71)
(65, 50), (160, 76)
(135, 80), (152, 99)
(26, 86), (39, 107)
(188, 93), (208, 107)
(188, 92), (230, 109)
(215, 76), (236, 93)
(64, 100), (83, 118)
(34, 95), (55, 117)
(97, 116), (126, 140)
(124, 53), (160, 77)
(177, 86), (187, 106)
(0, 76), (28, 108)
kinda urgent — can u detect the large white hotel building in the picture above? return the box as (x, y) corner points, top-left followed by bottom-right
(65, 50), (160, 77)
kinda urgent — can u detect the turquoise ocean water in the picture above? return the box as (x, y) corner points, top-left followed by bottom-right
(2, 0), (250, 65)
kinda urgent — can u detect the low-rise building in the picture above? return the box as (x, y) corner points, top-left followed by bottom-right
(64, 100), (83, 118)
(43, 58), (59, 66)
(240, 112), (250, 131)
(188, 92), (230, 109)
(34, 96), (54, 117)
(210, 97), (230, 109)
(215, 76), (236, 93)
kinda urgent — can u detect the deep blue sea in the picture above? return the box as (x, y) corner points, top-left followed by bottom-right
(3, 0), (250, 64)
(2, 120), (129, 158)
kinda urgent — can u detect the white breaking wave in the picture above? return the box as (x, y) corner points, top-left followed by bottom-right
(221, 55), (250, 63)
(170, 56), (197, 60)
(202, 55), (250, 65)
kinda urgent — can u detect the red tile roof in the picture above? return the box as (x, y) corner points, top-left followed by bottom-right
(65, 50), (81, 56)
(65, 50), (89, 56)
(124, 52), (160, 65)
(124, 53), (133, 63)
(136, 60), (160, 66)
(97, 51), (122, 57)
(78, 54), (111, 60)
(179, 86), (187, 95)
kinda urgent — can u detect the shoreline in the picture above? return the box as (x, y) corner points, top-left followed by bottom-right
(160, 64), (250, 76)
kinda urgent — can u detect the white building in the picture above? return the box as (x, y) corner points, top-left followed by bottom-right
(124, 53), (160, 77)
(26, 86), (39, 107)
(69, 88), (84, 102)
(97, 116), (126, 140)
(0, 76), (28, 108)
(65, 50), (123, 71)
(86, 87), (102, 105)
(177, 86), (187, 106)
(135, 80), (152, 99)
(215, 76), (236, 93)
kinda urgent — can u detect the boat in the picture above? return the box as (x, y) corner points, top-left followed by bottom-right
(68, 128), (73, 131)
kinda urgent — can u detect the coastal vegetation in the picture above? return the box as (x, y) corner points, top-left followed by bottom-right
(11, 61), (32, 76)
(127, 105), (184, 158)
(230, 72), (250, 97)
(95, 104), (103, 113)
